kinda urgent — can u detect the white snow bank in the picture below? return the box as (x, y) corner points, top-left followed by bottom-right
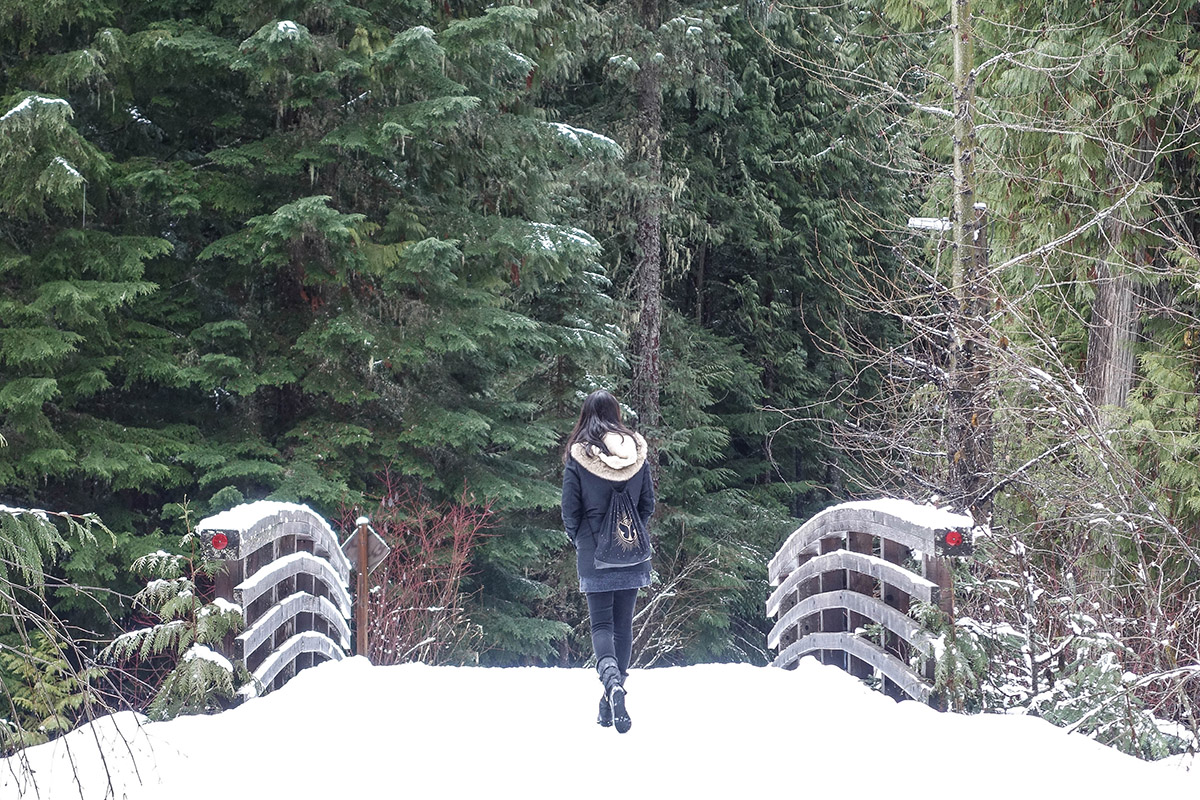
(3, 658), (1194, 799)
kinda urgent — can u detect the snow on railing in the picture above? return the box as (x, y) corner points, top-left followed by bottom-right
(766, 498), (974, 704)
(197, 502), (352, 697)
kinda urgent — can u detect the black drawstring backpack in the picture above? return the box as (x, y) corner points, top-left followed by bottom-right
(594, 480), (651, 569)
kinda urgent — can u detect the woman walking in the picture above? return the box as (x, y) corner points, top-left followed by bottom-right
(561, 389), (654, 734)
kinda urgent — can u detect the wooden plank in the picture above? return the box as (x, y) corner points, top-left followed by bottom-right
(213, 559), (240, 605)
(922, 554), (955, 614)
(235, 591), (351, 660)
(770, 520), (930, 583)
(768, 590), (932, 651)
(234, 552), (352, 619)
(845, 529), (875, 677)
(766, 550), (938, 617)
(774, 632), (932, 703)
(817, 537), (847, 668)
(251, 630), (346, 691)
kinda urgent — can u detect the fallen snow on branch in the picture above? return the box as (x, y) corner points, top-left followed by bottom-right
(182, 644), (234, 674)
(50, 156), (82, 179)
(527, 222), (600, 253)
(1, 95), (71, 122)
(0, 504), (50, 521)
(548, 122), (623, 157)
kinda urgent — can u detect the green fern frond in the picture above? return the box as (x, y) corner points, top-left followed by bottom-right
(147, 645), (246, 720)
(0, 631), (105, 753)
(131, 550), (186, 579)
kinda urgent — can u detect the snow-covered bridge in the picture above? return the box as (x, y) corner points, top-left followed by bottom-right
(190, 497), (978, 710)
(2, 499), (1197, 798)
(3, 658), (1195, 799)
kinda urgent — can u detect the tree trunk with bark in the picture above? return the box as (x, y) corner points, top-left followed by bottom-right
(947, 0), (994, 523)
(1085, 260), (1138, 412)
(630, 1), (664, 443)
(1084, 136), (1153, 414)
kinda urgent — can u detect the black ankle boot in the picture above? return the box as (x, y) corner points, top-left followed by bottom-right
(597, 692), (613, 727)
(596, 657), (630, 733)
(608, 684), (630, 734)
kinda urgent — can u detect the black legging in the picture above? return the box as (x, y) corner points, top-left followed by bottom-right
(586, 588), (638, 675)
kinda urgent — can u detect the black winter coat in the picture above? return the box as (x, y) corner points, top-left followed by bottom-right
(561, 433), (655, 593)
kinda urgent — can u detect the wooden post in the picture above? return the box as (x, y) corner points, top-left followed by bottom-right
(923, 554), (955, 615)
(880, 537), (910, 701)
(356, 517), (369, 659)
(846, 531), (875, 680)
(819, 536), (847, 668)
(213, 558), (241, 663)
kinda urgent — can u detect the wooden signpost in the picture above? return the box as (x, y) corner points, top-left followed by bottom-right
(340, 516), (391, 658)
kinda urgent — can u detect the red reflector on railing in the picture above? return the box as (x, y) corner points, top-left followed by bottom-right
(211, 532), (229, 550)
(945, 530), (963, 547)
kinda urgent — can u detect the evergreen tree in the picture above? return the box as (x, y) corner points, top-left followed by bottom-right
(0, 2), (628, 661)
(532, 5), (907, 663)
(1, 632), (105, 753)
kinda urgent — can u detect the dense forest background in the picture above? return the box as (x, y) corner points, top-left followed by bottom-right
(3, 0), (1200, 760)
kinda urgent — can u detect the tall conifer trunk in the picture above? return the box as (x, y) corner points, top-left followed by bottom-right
(1085, 259), (1137, 411)
(1085, 136), (1153, 414)
(630, 0), (664, 445)
(948, 0), (993, 522)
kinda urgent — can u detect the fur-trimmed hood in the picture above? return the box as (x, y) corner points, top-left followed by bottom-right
(570, 431), (648, 481)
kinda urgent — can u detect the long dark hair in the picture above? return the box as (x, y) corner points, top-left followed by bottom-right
(563, 389), (635, 463)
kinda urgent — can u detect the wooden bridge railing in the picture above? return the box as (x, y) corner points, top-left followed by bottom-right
(766, 498), (974, 703)
(197, 501), (352, 699)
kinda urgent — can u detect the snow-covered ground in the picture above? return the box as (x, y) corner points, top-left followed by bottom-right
(3, 657), (1196, 799)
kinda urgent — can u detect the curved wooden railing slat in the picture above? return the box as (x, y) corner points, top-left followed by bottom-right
(766, 498), (973, 705)
(236, 591), (351, 656)
(767, 590), (931, 652)
(766, 550), (939, 618)
(235, 552), (352, 616)
(247, 632), (348, 696)
(775, 633), (933, 704)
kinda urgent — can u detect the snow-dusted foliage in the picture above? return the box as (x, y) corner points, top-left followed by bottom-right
(101, 527), (251, 719)
(909, 601), (988, 712)
(950, 535), (1195, 759)
(0, 506), (110, 753)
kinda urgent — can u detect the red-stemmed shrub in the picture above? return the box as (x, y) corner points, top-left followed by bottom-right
(342, 473), (492, 666)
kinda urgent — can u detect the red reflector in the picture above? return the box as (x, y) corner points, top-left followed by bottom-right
(211, 532), (229, 550)
(945, 530), (963, 547)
